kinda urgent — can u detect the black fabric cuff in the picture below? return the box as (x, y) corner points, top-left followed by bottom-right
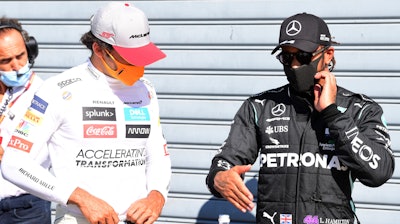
(205, 167), (225, 198)
(320, 103), (341, 125)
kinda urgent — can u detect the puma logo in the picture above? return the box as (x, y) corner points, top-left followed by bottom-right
(263, 211), (277, 224)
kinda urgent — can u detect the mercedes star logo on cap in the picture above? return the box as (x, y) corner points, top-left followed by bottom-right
(286, 20), (302, 36)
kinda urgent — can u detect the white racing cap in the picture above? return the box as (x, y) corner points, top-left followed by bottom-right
(90, 2), (166, 66)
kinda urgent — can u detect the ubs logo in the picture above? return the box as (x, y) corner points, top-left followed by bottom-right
(265, 125), (288, 134)
(271, 103), (286, 116)
(286, 20), (302, 36)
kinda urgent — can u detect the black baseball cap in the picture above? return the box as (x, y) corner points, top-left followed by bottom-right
(272, 13), (336, 54)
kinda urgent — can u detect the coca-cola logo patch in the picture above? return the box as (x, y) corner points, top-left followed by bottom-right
(83, 124), (117, 138)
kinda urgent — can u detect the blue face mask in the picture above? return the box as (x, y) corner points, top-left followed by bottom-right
(0, 62), (33, 87)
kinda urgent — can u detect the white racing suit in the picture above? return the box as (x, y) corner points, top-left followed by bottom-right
(1, 61), (171, 221)
(0, 73), (50, 200)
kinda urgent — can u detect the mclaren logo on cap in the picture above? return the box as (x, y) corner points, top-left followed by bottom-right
(286, 20), (301, 36)
(129, 31), (150, 39)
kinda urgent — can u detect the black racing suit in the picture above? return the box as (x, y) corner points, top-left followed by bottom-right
(206, 85), (394, 224)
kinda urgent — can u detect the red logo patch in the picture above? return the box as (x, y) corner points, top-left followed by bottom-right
(84, 124), (117, 138)
(100, 32), (114, 39)
(7, 136), (33, 153)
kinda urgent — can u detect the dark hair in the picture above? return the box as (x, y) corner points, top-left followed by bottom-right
(0, 17), (30, 43)
(80, 31), (112, 52)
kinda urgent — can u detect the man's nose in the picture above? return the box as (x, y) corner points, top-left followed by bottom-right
(291, 56), (301, 68)
(9, 59), (23, 71)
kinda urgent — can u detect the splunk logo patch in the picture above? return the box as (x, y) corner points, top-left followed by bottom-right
(82, 107), (116, 121)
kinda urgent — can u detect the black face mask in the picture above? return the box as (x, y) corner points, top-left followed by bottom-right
(283, 54), (323, 94)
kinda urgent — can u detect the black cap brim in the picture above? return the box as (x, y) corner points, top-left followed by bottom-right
(271, 39), (319, 55)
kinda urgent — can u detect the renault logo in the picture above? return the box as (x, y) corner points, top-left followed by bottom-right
(271, 103), (286, 116)
(286, 20), (302, 36)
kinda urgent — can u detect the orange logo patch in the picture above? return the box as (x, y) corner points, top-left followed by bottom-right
(7, 136), (33, 153)
(24, 110), (42, 125)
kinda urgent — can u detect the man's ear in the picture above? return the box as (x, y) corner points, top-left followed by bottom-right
(92, 42), (103, 57)
(325, 47), (335, 63)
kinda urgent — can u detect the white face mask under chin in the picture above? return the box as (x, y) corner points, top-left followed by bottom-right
(0, 62), (33, 87)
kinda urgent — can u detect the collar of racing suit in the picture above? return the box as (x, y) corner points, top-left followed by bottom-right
(288, 86), (315, 114)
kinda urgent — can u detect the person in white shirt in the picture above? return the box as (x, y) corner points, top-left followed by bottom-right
(1, 2), (171, 224)
(0, 17), (51, 224)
